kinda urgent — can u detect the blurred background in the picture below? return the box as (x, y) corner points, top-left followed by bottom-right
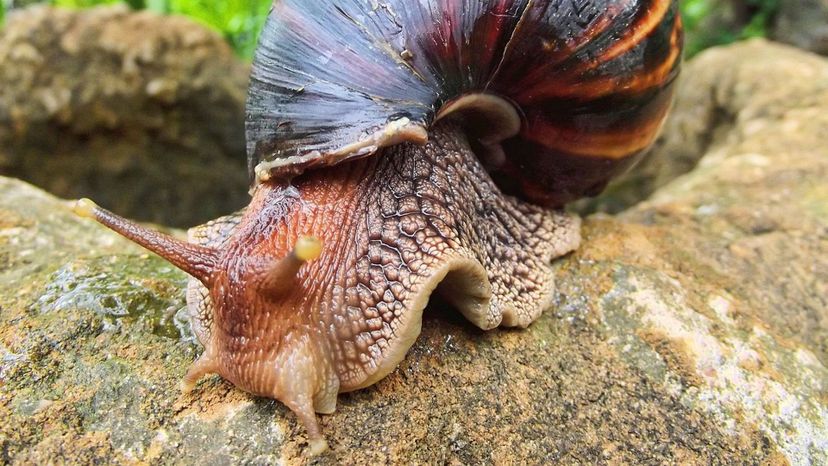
(1, 0), (272, 58)
(1, 0), (827, 227)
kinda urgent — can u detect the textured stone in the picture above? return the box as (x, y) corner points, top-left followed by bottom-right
(0, 5), (250, 227)
(774, 0), (828, 56)
(1, 40), (826, 465)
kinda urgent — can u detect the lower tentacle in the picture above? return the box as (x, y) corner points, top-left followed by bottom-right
(180, 352), (217, 394)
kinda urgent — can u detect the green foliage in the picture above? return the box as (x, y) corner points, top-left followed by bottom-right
(147, 0), (271, 58)
(742, 0), (780, 37)
(680, 0), (780, 56)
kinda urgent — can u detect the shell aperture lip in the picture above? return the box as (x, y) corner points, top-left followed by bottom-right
(253, 117), (428, 183)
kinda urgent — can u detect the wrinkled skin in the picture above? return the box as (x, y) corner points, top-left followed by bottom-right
(183, 123), (581, 451)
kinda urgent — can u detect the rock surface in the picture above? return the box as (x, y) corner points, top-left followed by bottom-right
(0, 5), (250, 227)
(774, 0), (828, 56)
(1, 41), (826, 465)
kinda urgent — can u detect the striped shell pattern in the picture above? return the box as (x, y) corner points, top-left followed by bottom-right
(246, 0), (683, 206)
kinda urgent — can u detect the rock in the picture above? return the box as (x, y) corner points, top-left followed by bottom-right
(774, 0), (828, 56)
(0, 5), (250, 227)
(1, 40), (826, 464)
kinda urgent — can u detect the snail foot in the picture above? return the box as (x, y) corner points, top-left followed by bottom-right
(180, 353), (216, 394)
(307, 438), (329, 457)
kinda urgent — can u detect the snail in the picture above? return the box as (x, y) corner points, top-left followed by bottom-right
(73, 0), (682, 455)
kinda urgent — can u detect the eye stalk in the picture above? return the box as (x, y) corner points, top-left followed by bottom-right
(73, 199), (326, 302)
(255, 236), (323, 299)
(73, 198), (219, 285)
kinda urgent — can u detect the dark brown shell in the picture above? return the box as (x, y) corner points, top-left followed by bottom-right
(246, 0), (683, 206)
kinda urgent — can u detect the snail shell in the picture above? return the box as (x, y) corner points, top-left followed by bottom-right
(247, 0), (683, 206)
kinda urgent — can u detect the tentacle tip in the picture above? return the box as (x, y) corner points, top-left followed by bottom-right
(73, 198), (99, 219)
(306, 438), (329, 457)
(179, 379), (196, 395)
(294, 236), (323, 262)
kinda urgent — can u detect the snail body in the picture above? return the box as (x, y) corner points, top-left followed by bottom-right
(77, 0), (682, 455)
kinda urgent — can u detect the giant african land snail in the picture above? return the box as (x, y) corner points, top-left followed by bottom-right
(74, 0), (683, 455)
